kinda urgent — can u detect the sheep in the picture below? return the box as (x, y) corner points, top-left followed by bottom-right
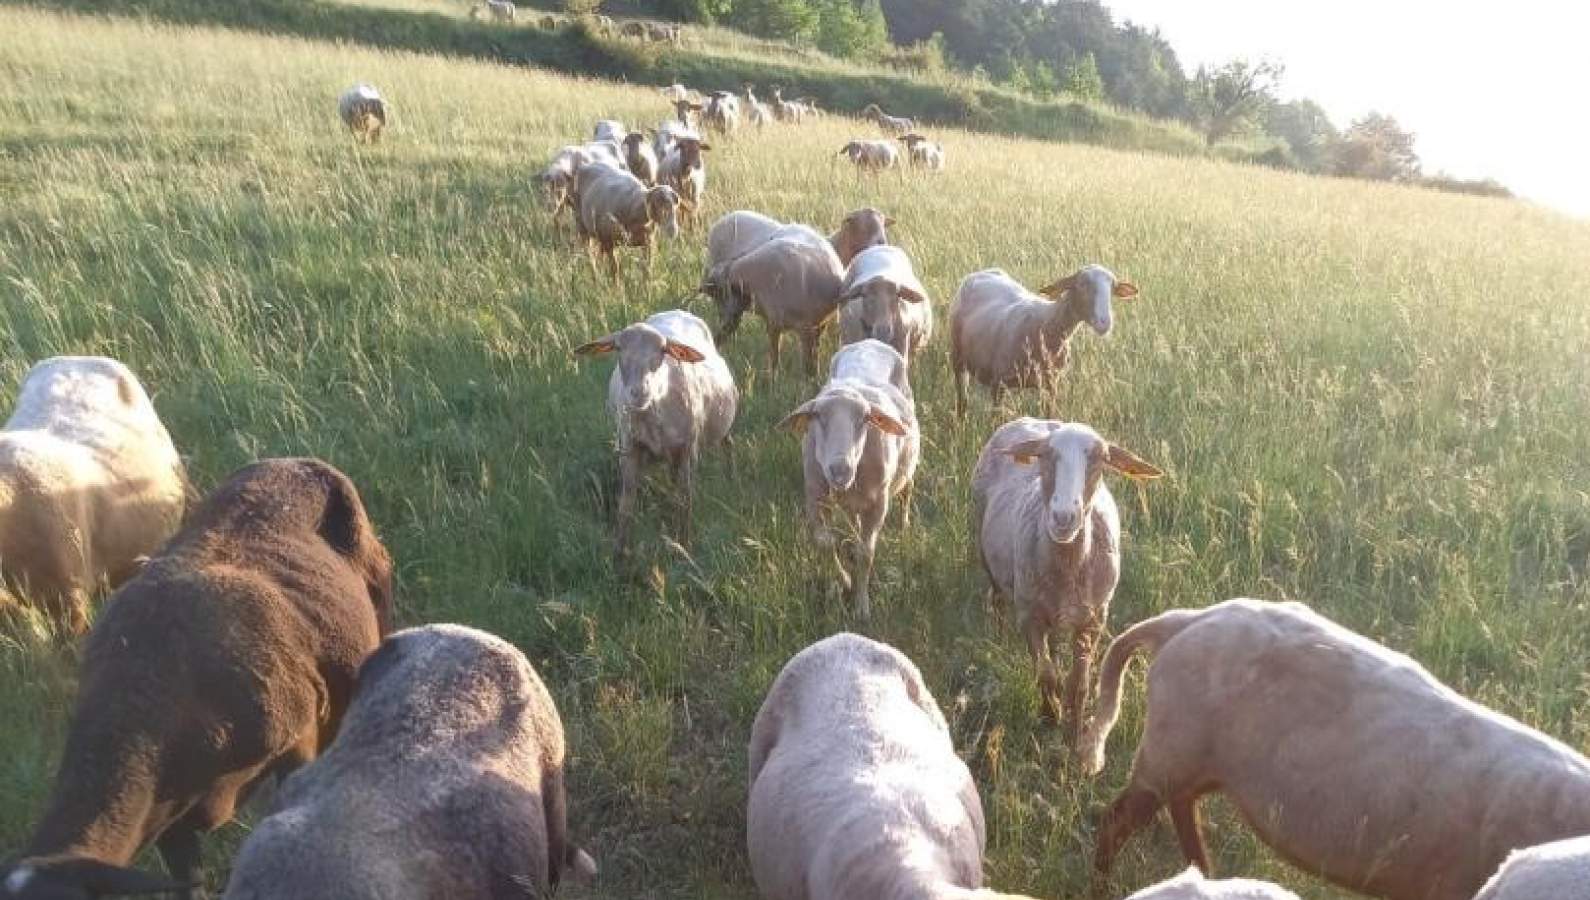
(646, 22), (682, 44)
(538, 141), (627, 231)
(620, 20), (646, 39)
(699, 223), (845, 375)
(748, 633), (1039, 900)
(971, 418), (1162, 736)
(469, 0), (515, 22)
(796, 96), (824, 118)
(573, 310), (736, 563)
(828, 206), (892, 266)
(652, 118), (696, 161)
(862, 102), (915, 134)
(1081, 598), (1590, 900)
(0, 458), (393, 900)
(1125, 868), (1301, 900)
(574, 162), (684, 281)
(771, 88), (806, 123)
(899, 133), (945, 171)
(949, 265), (1138, 416)
(338, 83), (386, 143)
(657, 134), (710, 230)
(539, 13), (556, 29)
(838, 139), (900, 175)
(661, 83), (693, 102)
(0, 356), (186, 634)
(780, 340), (918, 618)
(222, 624), (598, 900)
(703, 90), (740, 137)
(744, 85), (773, 128)
(838, 244), (934, 364)
(1474, 835), (1590, 900)
(593, 118), (626, 144)
(622, 131), (659, 185)
(593, 13), (615, 35)
(705, 209), (783, 273)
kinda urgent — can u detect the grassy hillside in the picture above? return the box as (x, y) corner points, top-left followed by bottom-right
(3, 6), (1590, 899)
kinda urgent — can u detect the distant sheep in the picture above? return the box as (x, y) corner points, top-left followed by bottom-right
(338, 83), (386, 143)
(838, 139), (899, 175)
(538, 141), (627, 232)
(781, 341), (918, 618)
(574, 311), (736, 563)
(862, 102), (915, 134)
(645, 21), (681, 44)
(699, 223), (845, 374)
(657, 134), (710, 230)
(0, 356), (186, 633)
(620, 20), (646, 39)
(1, 459), (393, 900)
(1474, 835), (1590, 900)
(949, 265), (1138, 415)
(838, 244), (934, 364)
(1084, 599), (1590, 900)
(223, 624), (598, 899)
(827, 207), (891, 266)
(469, 0), (515, 22)
(703, 91), (740, 137)
(743, 85), (773, 128)
(899, 133), (945, 170)
(771, 88), (808, 123)
(540, 13), (557, 29)
(1125, 868), (1301, 900)
(593, 14), (615, 35)
(622, 131), (659, 185)
(574, 162), (683, 280)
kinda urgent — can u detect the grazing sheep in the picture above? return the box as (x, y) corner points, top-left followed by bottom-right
(828, 206), (892, 266)
(838, 139), (900, 175)
(781, 341), (918, 618)
(1474, 835), (1590, 900)
(538, 141), (627, 232)
(899, 133), (945, 171)
(338, 83), (386, 143)
(593, 118), (626, 144)
(949, 265), (1138, 415)
(1, 459), (393, 900)
(657, 134), (710, 230)
(705, 209), (784, 273)
(771, 88), (807, 123)
(469, 0), (515, 22)
(622, 131), (659, 185)
(1083, 599), (1590, 900)
(646, 22), (682, 44)
(699, 223), (845, 375)
(573, 310), (736, 563)
(862, 102), (915, 134)
(703, 91), (741, 137)
(574, 162), (684, 281)
(838, 245), (934, 364)
(972, 418), (1162, 735)
(0, 357), (186, 634)
(744, 85), (773, 128)
(222, 624), (598, 900)
(1125, 868), (1301, 900)
(748, 633), (1039, 900)
(620, 20), (646, 38)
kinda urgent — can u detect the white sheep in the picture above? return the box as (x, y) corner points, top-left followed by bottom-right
(657, 134), (711, 230)
(828, 207), (892, 266)
(971, 418), (1161, 735)
(703, 91), (740, 137)
(538, 140), (627, 231)
(949, 265), (1138, 416)
(1124, 868), (1301, 900)
(699, 223), (845, 375)
(574, 162), (684, 280)
(621, 131), (659, 185)
(743, 86), (773, 128)
(593, 13), (615, 35)
(705, 210), (783, 274)
(1083, 599), (1590, 900)
(862, 102), (915, 134)
(838, 139), (900, 175)
(593, 119), (626, 144)
(899, 133), (945, 171)
(0, 356), (186, 633)
(748, 633), (1040, 900)
(573, 310), (736, 563)
(469, 0), (515, 22)
(771, 88), (804, 123)
(838, 244), (934, 365)
(337, 84), (386, 143)
(652, 118), (696, 161)
(660, 83), (694, 102)
(780, 340), (918, 619)
(1474, 835), (1590, 900)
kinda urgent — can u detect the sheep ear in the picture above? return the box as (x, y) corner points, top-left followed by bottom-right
(663, 341), (705, 363)
(1112, 281), (1140, 300)
(1104, 444), (1163, 480)
(572, 335), (618, 356)
(779, 401), (818, 433)
(1003, 438), (1050, 465)
(699, 143), (712, 152)
(865, 408), (909, 437)
(1037, 274), (1077, 299)
(899, 283), (929, 304)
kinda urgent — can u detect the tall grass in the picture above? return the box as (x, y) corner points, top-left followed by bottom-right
(2, 7), (1589, 898)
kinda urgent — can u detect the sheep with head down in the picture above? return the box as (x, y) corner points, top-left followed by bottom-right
(827, 207), (891, 266)
(899, 133), (946, 171)
(838, 139), (899, 175)
(838, 244), (934, 365)
(700, 223), (845, 376)
(338, 84), (386, 143)
(222, 624), (597, 900)
(574, 162), (684, 281)
(538, 140), (627, 232)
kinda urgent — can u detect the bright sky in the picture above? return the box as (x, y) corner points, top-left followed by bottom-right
(1106, 0), (1590, 219)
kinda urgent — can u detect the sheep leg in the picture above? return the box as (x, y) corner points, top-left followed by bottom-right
(672, 453), (695, 549)
(768, 329), (783, 374)
(1093, 787), (1162, 876)
(1024, 620), (1061, 721)
(613, 450), (639, 566)
(896, 479), (913, 529)
(849, 501), (886, 621)
(1062, 622), (1101, 746)
(1169, 791), (1211, 874)
(952, 360), (969, 418)
(799, 329), (820, 378)
(606, 246), (622, 284)
(156, 821), (203, 899)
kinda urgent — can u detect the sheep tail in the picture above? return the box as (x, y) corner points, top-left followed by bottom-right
(1077, 607), (1205, 776)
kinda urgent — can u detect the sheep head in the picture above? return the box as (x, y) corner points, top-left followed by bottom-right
(573, 323), (706, 413)
(643, 185), (683, 239)
(1003, 423), (1161, 544)
(781, 388), (907, 492)
(1038, 264), (1137, 337)
(842, 277), (925, 357)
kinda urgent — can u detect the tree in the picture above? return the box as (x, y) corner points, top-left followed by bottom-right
(731, 0), (819, 45)
(816, 0), (888, 59)
(1333, 112), (1420, 181)
(1187, 58), (1283, 146)
(1263, 99), (1337, 172)
(1061, 51), (1105, 101)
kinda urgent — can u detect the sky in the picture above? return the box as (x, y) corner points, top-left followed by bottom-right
(1105, 0), (1590, 219)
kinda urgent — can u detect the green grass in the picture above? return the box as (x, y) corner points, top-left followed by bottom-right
(2, 7), (1590, 899)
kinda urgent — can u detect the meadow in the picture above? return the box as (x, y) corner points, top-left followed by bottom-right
(3, 6), (1590, 898)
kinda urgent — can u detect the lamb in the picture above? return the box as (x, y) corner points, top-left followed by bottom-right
(1124, 868), (1300, 900)
(1082, 598), (1590, 900)
(703, 90), (741, 137)
(971, 418), (1162, 736)
(828, 206), (892, 266)
(838, 244), (934, 364)
(574, 162), (684, 280)
(747, 633), (1039, 900)
(1474, 835), (1590, 900)
(744, 85), (773, 128)
(593, 118), (626, 144)
(0, 458), (393, 899)
(622, 131), (659, 185)
(222, 624), (598, 900)
(338, 83), (386, 143)
(573, 310), (736, 563)
(862, 102), (915, 134)
(899, 133), (945, 170)
(699, 223), (846, 375)
(657, 134), (710, 230)
(838, 139), (900, 175)
(949, 265), (1138, 416)
(780, 340), (918, 619)
(0, 356), (186, 634)
(469, 0), (515, 22)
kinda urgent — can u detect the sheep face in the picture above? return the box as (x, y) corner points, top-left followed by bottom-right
(781, 390), (907, 492)
(1040, 264), (1138, 336)
(1, 859), (187, 900)
(832, 208), (891, 263)
(1004, 424), (1161, 544)
(845, 280), (919, 356)
(645, 185), (683, 239)
(574, 324), (705, 412)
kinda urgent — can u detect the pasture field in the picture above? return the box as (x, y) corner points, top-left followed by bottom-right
(3, 7), (1590, 898)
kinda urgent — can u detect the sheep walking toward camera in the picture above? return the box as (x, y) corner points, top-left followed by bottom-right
(622, 132), (659, 185)
(744, 85), (773, 128)
(1474, 835), (1590, 900)
(699, 223), (845, 375)
(575, 162), (684, 281)
(748, 633), (1039, 900)
(862, 102), (915, 134)
(0, 356), (186, 633)
(838, 245), (934, 365)
(703, 91), (741, 137)
(972, 418), (1162, 737)
(838, 139), (899, 176)
(899, 133), (945, 170)
(223, 624), (598, 900)
(949, 265), (1138, 416)
(657, 134), (710, 230)
(1083, 599), (1590, 900)
(781, 341), (918, 619)
(574, 310), (736, 564)
(338, 83), (386, 143)
(1125, 868), (1300, 900)
(827, 207), (892, 266)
